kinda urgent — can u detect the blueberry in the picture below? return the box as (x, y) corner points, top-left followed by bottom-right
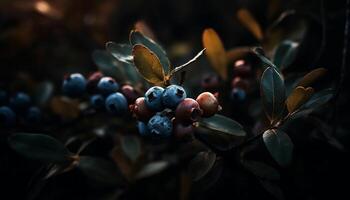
(0, 106), (16, 127)
(0, 90), (7, 105)
(10, 92), (31, 112)
(231, 88), (246, 102)
(105, 92), (128, 115)
(144, 86), (164, 111)
(137, 121), (150, 137)
(97, 77), (119, 95)
(147, 113), (173, 138)
(162, 85), (186, 109)
(62, 73), (86, 97)
(25, 106), (41, 124)
(90, 94), (105, 109)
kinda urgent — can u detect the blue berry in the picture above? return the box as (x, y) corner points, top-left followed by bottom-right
(25, 106), (41, 124)
(231, 88), (246, 102)
(62, 73), (86, 97)
(162, 85), (187, 109)
(0, 90), (7, 105)
(147, 113), (173, 138)
(137, 121), (149, 137)
(0, 106), (16, 127)
(10, 92), (31, 111)
(90, 94), (105, 109)
(144, 86), (164, 111)
(105, 92), (128, 115)
(97, 77), (119, 95)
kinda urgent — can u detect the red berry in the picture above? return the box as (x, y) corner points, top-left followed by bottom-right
(233, 60), (252, 77)
(173, 121), (194, 140)
(87, 71), (103, 93)
(196, 92), (220, 117)
(175, 98), (202, 123)
(121, 84), (140, 104)
(130, 97), (154, 122)
(231, 77), (250, 91)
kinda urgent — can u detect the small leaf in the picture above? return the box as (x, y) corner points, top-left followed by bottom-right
(202, 28), (228, 80)
(105, 42), (133, 64)
(263, 129), (293, 166)
(237, 8), (263, 41)
(273, 40), (299, 70)
(8, 133), (71, 164)
(297, 68), (327, 87)
(50, 96), (80, 119)
(226, 47), (251, 62)
(198, 114), (246, 137)
(170, 48), (206, 75)
(92, 50), (126, 81)
(78, 156), (123, 186)
(254, 48), (278, 69)
(303, 88), (333, 109)
(130, 30), (171, 73)
(242, 160), (280, 180)
(188, 151), (216, 181)
(132, 44), (166, 86)
(259, 180), (285, 200)
(136, 161), (168, 179)
(260, 67), (286, 123)
(110, 147), (133, 180)
(286, 86), (314, 113)
(120, 135), (141, 163)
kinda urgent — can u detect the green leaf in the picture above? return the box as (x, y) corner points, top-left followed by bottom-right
(130, 30), (171, 73)
(105, 42), (133, 64)
(303, 88), (333, 109)
(78, 156), (123, 186)
(188, 151), (216, 181)
(260, 66), (286, 123)
(8, 133), (71, 164)
(92, 50), (126, 81)
(242, 160), (280, 180)
(259, 180), (285, 200)
(136, 161), (169, 179)
(254, 48), (278, 69)
(263, 129), (293, 166)
(273, 40), (299, 70)
(120, 135), (141, 162)
(198, 114), (246, 137)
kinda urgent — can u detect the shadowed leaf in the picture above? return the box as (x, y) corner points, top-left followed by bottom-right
(120, 135), (141, 163)
(188, 151), (216, 181)
(242, 160), (280, 180)
(273, 40), (299, 70)
(286, 86), (314, 113)
(136, 161), (169, 179)
(259, 180), (285, 200)
(198, 114), (246, 137)
(92, 50), (126, 81)
(263, 129), (293, 166)
(105, 42), (133, 64)
(297, 68), (327, 87)
(202, 28), (228, 80)
(237, 8), (263, 41)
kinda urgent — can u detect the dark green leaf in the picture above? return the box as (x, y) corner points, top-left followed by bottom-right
(260, 66), (286, 123)
(92, 50), (125, 81)
(263, 129), (293, 166)
(8, 133), (71, 164)
(78, 156), (123, 186)
(188, 151), (216, 181)
(259, 180), (285, 200)
(198, 114), (246, 137)
(136, 161), (168, 179)
(130, 30), (171, 73)
(105, 42), (133, 64)
(120, 135), (141, 162)
(273, 40), (299, 70)
(303, 88), (333, 109)
(33, 81), (54, 107)
(242, 160), (280, 180)
(254, 49), (277, 69)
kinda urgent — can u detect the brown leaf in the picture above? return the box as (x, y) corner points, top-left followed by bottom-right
(50, 96), (80, 119)
(202, 28), (228, 80)
(132, 44), (166, 86)
(237, 9), (264, 41)
(286, 86), (314, 113)
(297, 68), (327, 87)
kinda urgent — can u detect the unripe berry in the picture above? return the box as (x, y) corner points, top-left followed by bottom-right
(90, 94), (105, 109)
(105, 92), (128, 115)
(231, 77), (250, 91)
(10, 92), (31, 112)
(121, 84), (139, 104)
(144, 86), (164, 111)
(175, 98), (202, 123)
(162, 85), (187, 109)
(233, 60), (252, 77)
(0, 106), (16, 127)
(62, 73), (86, 97)
(147, 113), (173, 138)
(201, 74), (220, 92)
(97, 77), (119, 95)
(137, 121), (150, 137)
(130, 97), (154, 122)
(230, 88), (246, 102)
(196, 92), (220, 117)
(87, 71), (103, 93)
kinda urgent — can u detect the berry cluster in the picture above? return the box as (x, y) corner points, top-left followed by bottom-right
(131, 85), (220, 139)
(62, 72), (139, 115)
(230, 59), (254, 102)
(0, 90), (41, 128)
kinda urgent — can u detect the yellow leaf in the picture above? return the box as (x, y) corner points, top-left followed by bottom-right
(237, 9), (263, 41)
(132, 44), (166, 86)
(226, 47), (252, 63)
(297, 68), (327, 87)
(286, 86), (314, 113)
(202, 28), (228, 80)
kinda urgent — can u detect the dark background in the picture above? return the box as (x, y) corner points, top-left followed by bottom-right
(1, 0), (349, 199)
